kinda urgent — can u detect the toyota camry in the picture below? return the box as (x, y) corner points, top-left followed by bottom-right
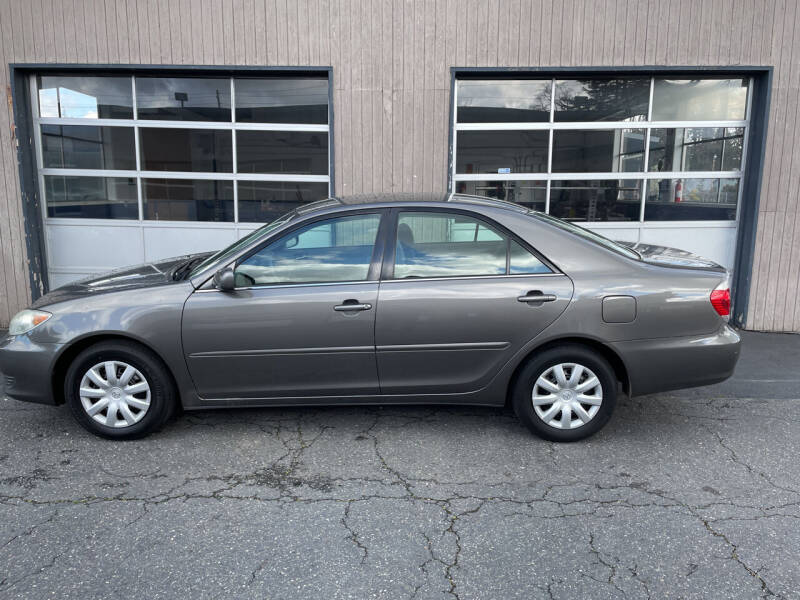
(0, 193), (740, 441)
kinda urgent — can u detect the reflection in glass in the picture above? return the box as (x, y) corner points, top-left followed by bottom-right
(143, 179), (234, 222)
(135, 77), (231, 121)
(648, 128), (743, 172)
(645, 178), (738, 221)
(549, 180), (641, 222)
(37, 75), (133, 119)
(41, 125), (136, 170)
(457, 79), (551, 123)
(551, 129), (645, 173)
(237, 181), (330, 223)
(45, 175), (138, 219)
(509, 240), (550, 274)
(235, 78), (328, 124)
(236, 214), (381, 285)
(236, 131), (328, 174)
(456, 130), (548, 174)
(394, 212), (508, 278)
(139, 128), (233, 172)
(455, 180), (546, 211)
(554, 78), (649, 122)
(652, 79), (748, 121)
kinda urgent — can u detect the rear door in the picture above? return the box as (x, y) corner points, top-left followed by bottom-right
(375, 209), (573, 394)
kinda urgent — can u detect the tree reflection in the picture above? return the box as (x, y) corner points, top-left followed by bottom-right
(554, 79), (650, 122)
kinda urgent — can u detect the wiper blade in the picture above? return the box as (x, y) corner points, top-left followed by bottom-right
(172, 257), (205, 281)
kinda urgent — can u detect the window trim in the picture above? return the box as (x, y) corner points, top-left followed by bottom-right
(381, 206), (558, 282)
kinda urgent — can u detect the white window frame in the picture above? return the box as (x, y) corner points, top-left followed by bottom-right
(451, 75), (753, 228)
(30, 73), (332, 232)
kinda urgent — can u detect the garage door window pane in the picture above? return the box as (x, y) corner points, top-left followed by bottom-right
(238, 181), (329, 223)
(457, 80), (551, 123)
(456, 130), (548, 174)
(235, 78), (328, 124)
(143, 179), (234, 222)
(455, 180), (546, 211)
(139, 128), (233, 172)
(236, 214), (381, 285)
(42, 125), (136, 170)
(554, 78), (650, 122)
(645, 179), (738, 221)
(394, 212), (507, 278)
(135, 77), (231, 121)
(648, 128), (744, 172)
(652, 79), (748, 121)
(237, 131), (328, 174)
(45, 175), (138, 219)
(552, 129), (645, 173)
(549, 180), (641, 222)
(37, 75), (133, 119)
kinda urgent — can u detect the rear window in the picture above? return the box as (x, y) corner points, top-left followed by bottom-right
(531, 212), (640, 260)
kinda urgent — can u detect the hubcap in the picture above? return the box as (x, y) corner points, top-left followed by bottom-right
(531, 363), (603, 430)
(79, 361), (151, 428)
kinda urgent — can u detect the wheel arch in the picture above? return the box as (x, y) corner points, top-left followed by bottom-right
(505, 336), (631, 407)
(51, 333), (179, 406)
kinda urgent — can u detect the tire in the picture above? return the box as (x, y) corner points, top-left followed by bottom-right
(512, 344), (617, 442)
(64, 340), (177, 440)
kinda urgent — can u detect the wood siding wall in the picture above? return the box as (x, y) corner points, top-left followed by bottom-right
(0, 0), (798, 331)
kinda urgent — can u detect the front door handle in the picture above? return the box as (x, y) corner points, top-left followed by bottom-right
(517, 291), (557, 304)
(334, 300), (373, 312)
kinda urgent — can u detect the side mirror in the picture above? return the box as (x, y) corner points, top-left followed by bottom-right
(213, 267), (236, 292)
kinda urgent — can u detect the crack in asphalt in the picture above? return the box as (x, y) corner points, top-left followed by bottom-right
(341, 500), (369, 565)
(1, 400), (798, 597)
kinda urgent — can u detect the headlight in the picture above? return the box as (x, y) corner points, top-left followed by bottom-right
(8, 309), (52, 336)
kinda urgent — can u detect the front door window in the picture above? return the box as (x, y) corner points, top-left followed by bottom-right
(235, 213), (381, 286)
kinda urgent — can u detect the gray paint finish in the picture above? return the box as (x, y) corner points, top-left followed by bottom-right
(0, 0), (797, 332)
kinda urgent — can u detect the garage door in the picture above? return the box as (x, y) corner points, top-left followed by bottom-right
(30, 72), (331, 288)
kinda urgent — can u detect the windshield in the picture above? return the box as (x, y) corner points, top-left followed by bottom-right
(532, 212), (640, 260)
(188, 212), (295, 278)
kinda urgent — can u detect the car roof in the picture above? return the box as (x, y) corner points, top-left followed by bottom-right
(293, 192), (532, 218)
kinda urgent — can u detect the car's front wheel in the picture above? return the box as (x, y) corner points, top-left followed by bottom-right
(64, 341), (176, 439)
(512, 345), (617, 442)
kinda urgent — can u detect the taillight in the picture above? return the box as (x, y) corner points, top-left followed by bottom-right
(710, 284), (730, 319)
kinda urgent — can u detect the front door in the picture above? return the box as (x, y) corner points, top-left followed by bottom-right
(375, 210), (573, 395)
(182, 212), (385, 400)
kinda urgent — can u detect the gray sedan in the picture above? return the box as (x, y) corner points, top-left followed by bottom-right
(0, 193), (740, 441)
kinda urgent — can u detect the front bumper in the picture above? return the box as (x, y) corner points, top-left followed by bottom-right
(612, 324), (741, 397)
(0, 334), (63, 405)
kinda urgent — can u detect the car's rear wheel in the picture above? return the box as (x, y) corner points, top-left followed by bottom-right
(65, 341), (176, 440)
(512, 345), (617, 442)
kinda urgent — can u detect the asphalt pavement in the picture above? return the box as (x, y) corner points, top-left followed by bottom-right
(0, 330), (798, 599)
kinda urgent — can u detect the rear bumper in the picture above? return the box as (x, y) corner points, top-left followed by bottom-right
(0, 334), (62, 405)
(612, 324), (741, 397)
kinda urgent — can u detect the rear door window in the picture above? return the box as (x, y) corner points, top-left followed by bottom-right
(392, 211), (551, 279)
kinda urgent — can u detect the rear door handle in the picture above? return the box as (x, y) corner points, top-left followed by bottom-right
(334, 301), (373, 312)
(517, 292), (557, 304)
